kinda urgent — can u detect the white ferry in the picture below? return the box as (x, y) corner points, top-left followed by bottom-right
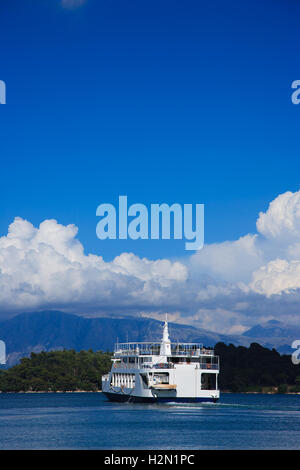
(102, 320), (220, 403)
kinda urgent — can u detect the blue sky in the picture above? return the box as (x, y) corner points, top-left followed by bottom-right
(1, 0), (300, 260)
(0, 0), (300, 332)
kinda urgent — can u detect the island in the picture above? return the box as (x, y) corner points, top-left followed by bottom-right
(0, 343), (299, 394)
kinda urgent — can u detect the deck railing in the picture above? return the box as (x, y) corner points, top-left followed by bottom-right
(109, 360), (219, 371)
(114, 342), (214, 357)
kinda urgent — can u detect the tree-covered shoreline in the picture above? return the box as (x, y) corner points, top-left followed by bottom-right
(0, 342), (300, 394)
(214, 342), (300, 394)
(0, 349), (112, 393)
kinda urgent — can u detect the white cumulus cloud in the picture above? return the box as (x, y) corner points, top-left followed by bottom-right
(1, 189), (300, 333)
(257, 191), (300, 241)
(0, 217), (188, 315)
(250, 259), (300, 296)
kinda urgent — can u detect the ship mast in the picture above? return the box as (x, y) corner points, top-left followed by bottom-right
(159, 316), (171, 356)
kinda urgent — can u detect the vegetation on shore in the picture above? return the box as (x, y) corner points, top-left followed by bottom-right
(0, 349), (112, 392)
(214, 342), (300, 393)
(0, 342), (300, 393)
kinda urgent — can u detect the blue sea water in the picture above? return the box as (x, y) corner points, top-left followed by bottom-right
(0, 392), (300, 449)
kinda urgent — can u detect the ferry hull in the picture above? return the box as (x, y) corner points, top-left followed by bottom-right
(103, 391), (219, 404)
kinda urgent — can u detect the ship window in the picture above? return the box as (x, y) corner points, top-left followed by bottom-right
(153, 373), (169, 384)
(142, 357), (152, 362)
(170, 357), (180, 364)
(201, 373), (216, 390)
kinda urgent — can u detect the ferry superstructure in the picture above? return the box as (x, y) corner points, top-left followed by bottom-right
(102, 320), (220, 403)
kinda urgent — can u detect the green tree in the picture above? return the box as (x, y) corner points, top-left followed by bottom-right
(277, 384), (288, 394)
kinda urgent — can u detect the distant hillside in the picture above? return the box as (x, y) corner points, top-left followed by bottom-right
(0, 311), (296, 366)
(0, 310), (248, 366)
(242, 319), (300, 354)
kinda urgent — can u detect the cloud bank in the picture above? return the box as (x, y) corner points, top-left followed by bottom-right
(1, 190), (300, 333)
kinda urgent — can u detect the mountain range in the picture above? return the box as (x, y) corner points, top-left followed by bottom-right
(0, 311), (298, 366)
